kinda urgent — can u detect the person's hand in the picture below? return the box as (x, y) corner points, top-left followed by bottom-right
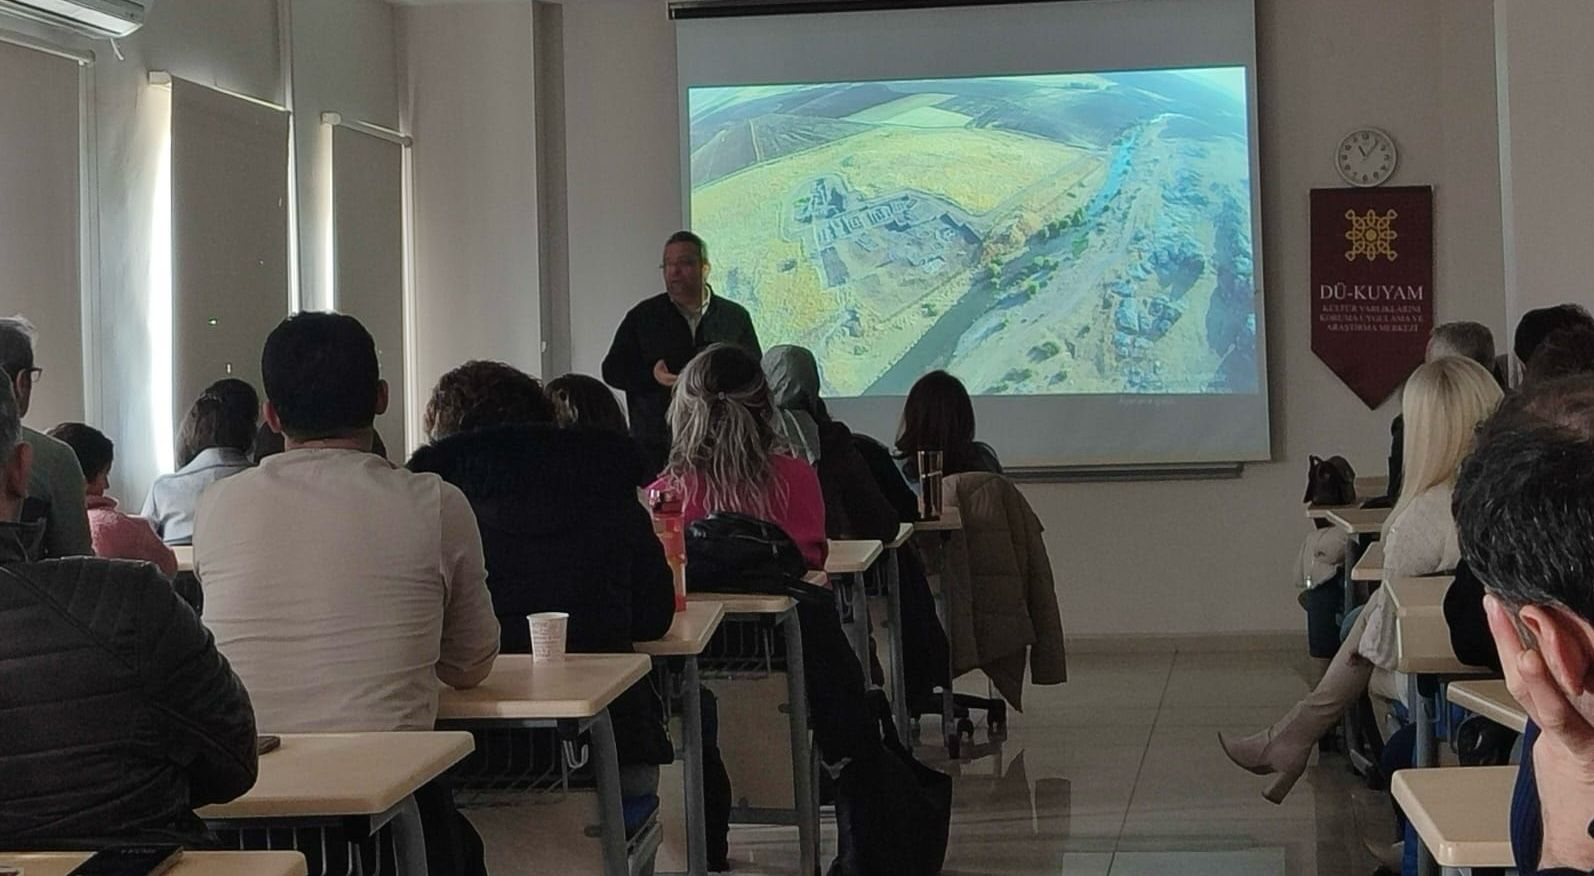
(653, 360), (678, 388)
(1486, 594), (1594, 868)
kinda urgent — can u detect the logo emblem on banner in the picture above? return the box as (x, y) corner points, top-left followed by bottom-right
(1311, 187), (1434, 408)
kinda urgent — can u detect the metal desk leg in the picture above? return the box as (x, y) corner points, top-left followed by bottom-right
(885, 549), (911, 748)
(1411, 672), (1433, 767)
(782, 608), (818, 876)
(681, 657), (708, 876)
(1343, 534), (1367, 617)
(589, 709), (632, 876)
(850, 571), (872, 682)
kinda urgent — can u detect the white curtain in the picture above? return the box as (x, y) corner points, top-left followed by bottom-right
(332, 125), (407, 454)
(0, 40), (81, 426)
(171, 76), (290, 428)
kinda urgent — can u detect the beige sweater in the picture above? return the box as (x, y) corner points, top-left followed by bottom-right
(1357, 482), (1459, 669)
(196, 448), (500, 732)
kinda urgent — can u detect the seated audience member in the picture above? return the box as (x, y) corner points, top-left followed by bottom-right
(650, 343), (827, 570)
(546, 372), (630, 434)
(0, 380), (257, 847)
(48, 423), (176, 576)
(895, 370), (1003, 479)
(1515, 304), (1594, 373)
(408, 362), (733, 872)
(1221, 357), (1502, 802)
(1455, 375), (1594, 874)
(0, 316), (91, 558)
(196, 313), (499, 875)
(764, 345), (900, 542)
(198, 312), (499, 727)
(143, 380), (257, 544)
(1447, 323), (1594, 673)
(1378, 320), (1499, 504)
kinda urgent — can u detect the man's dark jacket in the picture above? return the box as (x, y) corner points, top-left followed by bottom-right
(408, 425), (676, 765)
(0, 522), (258, 847)
(602, 292), (762, 475)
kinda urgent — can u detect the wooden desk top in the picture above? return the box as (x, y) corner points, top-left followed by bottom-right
(887, 523), (913, 550)
(688, 591), (795, 615)
(1391, 766), (1515, 868)
(1448, 680), (1525, 733)
(825, 539), (883, 575)
(1351, 541), (1385, 583)
(438, 653), (649, 722)
(912, 507), (962, 532)
(197, 732), (473, 821)
(173, 545), (194, 573)
(0, 852), (307, 876)
(635, 601), (725, 657)
(1323, 505), (1390, 535)
(1386, 576), (1488, 675)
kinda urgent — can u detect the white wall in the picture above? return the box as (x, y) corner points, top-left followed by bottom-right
(557, 0), (1508, 636)
(398, 1), (542, 442)
(1494, 0), (1594, 339)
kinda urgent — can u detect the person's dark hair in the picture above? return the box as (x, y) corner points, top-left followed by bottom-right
(176, 379), (260, 468)
(47, 422), (113, 482)
(423, 360), (555, 440)
(1523, 325), (1594, 385)
(1455, 375), (1594, 622)
(546, 373), (628, 434)
(261, 312), (381, 440)
(250, 421), (284, 464)
(896, 370), (981, 475)
(665, 230), (709, 264)
(1513, 304), (1594, 367)
(1428, 321), (1496, 370)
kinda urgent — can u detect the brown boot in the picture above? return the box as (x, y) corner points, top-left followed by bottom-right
(1218, 651), (1374, 803)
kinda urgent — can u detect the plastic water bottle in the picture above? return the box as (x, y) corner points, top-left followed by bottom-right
(649, 487), (687, 612)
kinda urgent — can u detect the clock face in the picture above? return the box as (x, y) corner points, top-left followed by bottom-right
(1337, 128), (1397, 187)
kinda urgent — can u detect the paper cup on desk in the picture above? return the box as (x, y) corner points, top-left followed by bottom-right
(528, 612), (570, 662)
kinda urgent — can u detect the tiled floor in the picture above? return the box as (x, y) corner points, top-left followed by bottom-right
(721, 649), (1371, 875)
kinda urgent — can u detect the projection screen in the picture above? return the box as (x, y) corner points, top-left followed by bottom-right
(677, 0), (1268, 467)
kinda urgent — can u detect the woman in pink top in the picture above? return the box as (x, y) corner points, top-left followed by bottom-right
(47, 423), (178, 576)
(648, 343), (829, 570)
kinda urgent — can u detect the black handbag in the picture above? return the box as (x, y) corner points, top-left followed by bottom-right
(828, 691), (953, 876)
(684, 512), (832, 604)
(1303, 455), (1357, 506)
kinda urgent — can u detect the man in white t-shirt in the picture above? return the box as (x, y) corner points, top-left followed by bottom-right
(197, 311), (499, 732)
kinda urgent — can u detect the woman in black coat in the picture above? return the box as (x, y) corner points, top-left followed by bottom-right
(409, 360), (734, 870)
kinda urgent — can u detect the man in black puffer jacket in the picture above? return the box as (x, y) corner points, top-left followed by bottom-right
(0, 377), (258, 848)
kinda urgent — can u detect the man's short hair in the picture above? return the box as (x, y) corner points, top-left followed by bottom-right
(664, 230), (708, 263)
(1455, 375), (1594, 621)
(1513, 304), (1594, 366)
(0, 315), (38, 381)
(261, 312), (381, 440)
(1428, 321), (1495, 369)
(0, 375), (19, 460)
(1523, 325), (1594, 385)
(47, 422), (113, 482)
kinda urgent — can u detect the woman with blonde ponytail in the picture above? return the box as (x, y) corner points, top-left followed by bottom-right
(650, 343), (829, 570)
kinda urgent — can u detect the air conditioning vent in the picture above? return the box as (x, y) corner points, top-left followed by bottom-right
(0, 0), (150, 39)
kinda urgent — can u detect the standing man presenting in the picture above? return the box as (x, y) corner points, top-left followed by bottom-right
(603, 231), (762, 474)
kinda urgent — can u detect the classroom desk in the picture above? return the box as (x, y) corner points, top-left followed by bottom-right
(437, 654), (653, 876)
(198, 732), (473, 876)
(686, 591), (817, 876)
(636, 601), (726, 876)
(880, 523), (915, 745)
(0, 852), (308, 876)
(1303, 475), (1389, 520)
(1447, 679), (1526, 734)
(1351, 541), (1385, 583)
(172, 544), (194, 572)
(1325, 505), (1390, 614)
(1386, 575), (1491, 771)
(826, 539), (884, 691)
(1391, 766), (1516, 875)
(912, 507), (962, 533)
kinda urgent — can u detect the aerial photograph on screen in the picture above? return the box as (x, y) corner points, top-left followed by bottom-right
(688, 67), (1258, 397)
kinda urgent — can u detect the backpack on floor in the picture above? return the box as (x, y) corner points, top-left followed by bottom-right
(827, 691), (953, 876)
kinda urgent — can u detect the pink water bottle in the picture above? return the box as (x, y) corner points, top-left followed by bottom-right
(649, 487), (687, 612)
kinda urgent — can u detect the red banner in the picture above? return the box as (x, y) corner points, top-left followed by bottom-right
(1310, 186), (1434, 408)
